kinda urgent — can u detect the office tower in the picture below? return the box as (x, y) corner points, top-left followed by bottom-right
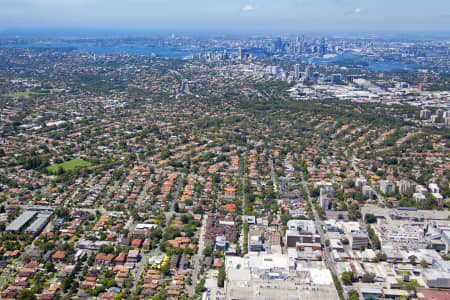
(294, 64), (301, 79)
(420, 109), (431, 120)
(237, 48), (242, 60)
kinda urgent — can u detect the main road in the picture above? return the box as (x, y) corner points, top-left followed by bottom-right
(241, 152), (246, 210)
(300, 173), (346, 300)
(268, 156), (278, 193)
(187, 214), (208, 296)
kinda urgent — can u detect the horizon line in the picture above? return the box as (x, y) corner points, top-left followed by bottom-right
(0, 27), (449, 38)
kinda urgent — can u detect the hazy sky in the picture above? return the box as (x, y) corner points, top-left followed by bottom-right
(0, 0), (449, 34)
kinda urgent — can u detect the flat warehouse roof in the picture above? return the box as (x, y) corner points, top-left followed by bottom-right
(25, 213), (51, 233)
(6, 210), (37, 232)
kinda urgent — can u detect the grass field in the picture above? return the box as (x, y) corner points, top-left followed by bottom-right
(396, 270), (412, 276)
(47, 159), (92, 173)
(5, 91), (32, 98)
(4, 89), (61, 99)
(397, 279), (420, 287)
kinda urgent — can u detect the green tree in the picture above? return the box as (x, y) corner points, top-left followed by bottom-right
(185, 273), (192, 285)
(367, 225), (381, 249)
(420, 260), (429, 268)
(45, 260), (56, 272)
(17, 289), (36, 300)
(160, 262), (170, 275)
(217, 265), (226, 287)
(348, 204), (362, 220)
(365, 213), (377, 224)
(203, 247), (213, 257)
(332, 275), (344, 300)
(361, 272), (376, 283)
(341, 271), (356, 285)
(348, 289), (359, 300)
(196, 278), (206, 294)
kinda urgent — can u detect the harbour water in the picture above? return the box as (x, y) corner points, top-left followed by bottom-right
(301, 53), (421, 71)
(2, 43), (421, 71)
(1, 42), (200, 58)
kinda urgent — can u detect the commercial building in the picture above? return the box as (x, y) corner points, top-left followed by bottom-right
(294, 64), (301, 80)
(24, 212), (52, 235)
(331, 73), (342, 83)
(341, 222), (369, 250)
(441, 230), (450, 253)
(324, 220), (342, 233)
(249, 225), (265, 252)
(225, 254), (338, 300)
(5, 210), (37, 233)
(424, 258), (450, 289)
(215, 235), (229, 252)
(249, 235), (263, 252)
(350, 231), (370, 250)
(285, 220), (320, 248)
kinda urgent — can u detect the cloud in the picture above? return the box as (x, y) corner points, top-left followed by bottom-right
(241, 4), (257, 12)
(353, 7), (362, 14)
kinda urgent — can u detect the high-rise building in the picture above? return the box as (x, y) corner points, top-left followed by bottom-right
(300, 35), (305, 54)
(418, 82), (425, 91)
(320, 37), (327, 54)
(295, 36), (301, 54)
(355, 177), (367, 189)
(274, 37), (282, 51)
(331, 73), (342, 83)
(319, 186), (334, 209)
(237, 48), (242, 60)
(271, 66), (280, 75)
(420, 109), (431, 120)
(294, 64), (301, 79)
(379, 180), (396, 194)
(398, 180), (413, 195)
